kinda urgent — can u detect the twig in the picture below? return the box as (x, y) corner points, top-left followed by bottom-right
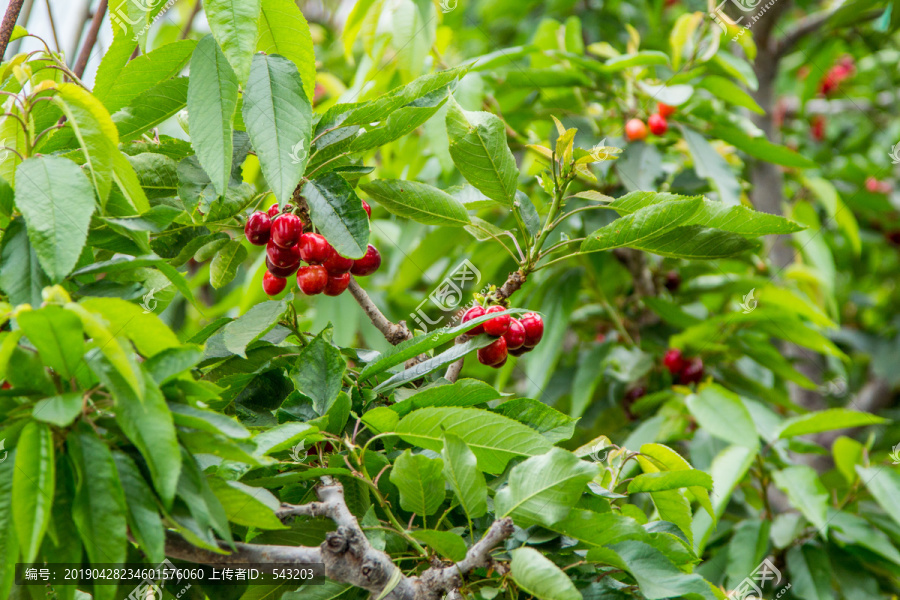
(347, 277), (412, 345)
(179, 0), (202, 39)
(42, 0), (60, 53)
(72, 0), (107, 78)
(0, 0), (25, 60)
(445, 337), (468, 383)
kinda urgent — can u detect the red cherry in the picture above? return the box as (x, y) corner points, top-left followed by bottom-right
(323, 250), (354, 275)
(477, 337), (507, 366)
(244, 212), (271, 246)
(491, 357), (507, 369)
(663, 348), (685, 374)
(266, 257), (300, 278)
(866, 177), (881, 193)
(298, 233), (332, 264)
(519, 312), (544, 347)
(483, 305), (511, 337)
(508, 346), (529, 357)
(266, 238), (301, 268)
(624, 118), (648, 141)
(648, 114), (668, 136)
(296, 265), (328, 295)
(657, 103), (676, 118)
(267, 203), (294, 218)
(462, 306), (486, 335)
(324, 273), (351, 296)
(362, 200), (372, 219)
(350, 245), (381, 276)
(679, 357), (704, 384)
(503, 318), (526, 350)
(271, 214), (303, 248)
(262, 271), (287, 296)
(664, 271), (681, 292)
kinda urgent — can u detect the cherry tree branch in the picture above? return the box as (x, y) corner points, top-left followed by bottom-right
(166, 479), (515, 600)
(72, 0), (107, 78)
(0, 0), (25, 59)
(348, 277), (412, 345)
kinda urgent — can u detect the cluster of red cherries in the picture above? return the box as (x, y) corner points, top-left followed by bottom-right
(624, 102), (675, 141)
(244, 202), (381, 297)
(461, 306), (544, 368)
(662, 348), (704, 385)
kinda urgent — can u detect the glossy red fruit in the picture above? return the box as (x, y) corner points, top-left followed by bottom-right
(657, 103), (676, 118)
(503, 318), (526, 350)
(323, 250), (354, 275)
(296, 265), (328, 295)
(266, 257), (299, 278)
(262, 271), (287, 296)
(271, 213), (303, 248)
(362, 200), (372, 219)
(477, 336), (508, 366)
(266, 239), (301, 268)
(267, 203), (293, 218)
(483, 305), (511, 337)
(624, 118), (648, 141)
(298, 233), (332, 264)
(244, 212), (271, 245)
(508, 346), (529, 357)
(462, 305), (486, 335)
(491, 357), (507, 369)
(648, 114), (668, 136)
(324, 272), (351, 296)
(519, 312), (544, 347)
(679, 357), (704, 384)
(663, 348), (685, 375)
(350, 245), (381, 276)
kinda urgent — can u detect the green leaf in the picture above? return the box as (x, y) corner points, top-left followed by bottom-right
(828, 509), (900, 566)
(302, 174), (370, 259)
(16, 305), (84, 378)
(209, 479), (287, 529)
(605, 191), (803, 236)
(389, 449), (445, 516)
(495, 398), (577, 444)
(681, 127), (741, 206)
(785, 544), (833, 600)
(395, 407), (553, 474)
(549, 508), (647, 548)
(15, 156), (96, 282)
(581, 198), (703, 253)
(510, 547), (582, 600)
(372, 336), (496, 393)
(53, 83), (119, 204)
(204, 0), (262, 82)
(697, 76), (763, 113)
(776, 408), (887, 439)
(243, 53), (312, 206)
(114, 370), (182, 509)
(803, 175), (861, 255)
(32, 392), (83, 427)
(393, 379), (502, 416)
(188, 36), (240, 196)
(80, 296), (181, 358)
(359, 308), (527, 381)
(772, 466), (829, 534)
(111, 151), (151, 212)
(686, 385), (759, 450)
(0, 442), (18, 600)
(68, 425), (128, 568)
(446, 96), (518, 206)
(603, 50), (669, 70)
(360, 180), (471, 226)
(95, 39), (196, 113)
(629, 471), (713, 493)
(631, 225), (756, 259)
(222, 298), (288, 357)
(362, 406), (400, 434)
(639, 443), (715, 522)
(13, 421), (54, 562)
(856, 466), (900, 528)
(495, 448), (596, 527)
(292, 333), (347, 414)
(257, 0), (316, 102)
(114, 451), (166, 564)
(441, 433), (488, 519)
(253, 422), (320, 455)
(113, 77), (190, 142)
(72, 255), (200, 311)
(710, 123), (817, 169)
(0, 218), (50, 306)
(169, 403), (250, 439)
(210, 239), (249, 289)
(410, 530), (467, 561)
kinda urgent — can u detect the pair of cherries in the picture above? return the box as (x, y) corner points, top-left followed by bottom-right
(662, 348), (704, 385)
(244, 202), (382, 296)
(461, 306), (544, 368)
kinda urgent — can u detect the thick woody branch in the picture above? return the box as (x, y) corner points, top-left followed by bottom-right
(72, 0), (107, 78)
(495, 270), (527, 301)
(167, 479), (515, 600)
(348, 277), (412, 345)
(0, 0), (25, 60)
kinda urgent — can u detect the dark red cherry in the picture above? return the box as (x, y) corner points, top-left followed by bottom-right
(296, 265), (328, 295)
(266, 257), (299, 278)
(298, 233), (331, 264)
(503, 318), (526, 350)
(244, 212), (271, 246)
(323, 250), (354, 275)
(663, 349), (685, 375)
(462, 305), (486, 335)
(271, 213), (303, 248)
(350, 245), (381, 276)
(477, 337), (508, 366)
(483, 305), (511, 337)
(262, 271), (287, 296)
(266, 238), (301, 268)
(519, 312), (544, 347)
(323, 273), (351, 296)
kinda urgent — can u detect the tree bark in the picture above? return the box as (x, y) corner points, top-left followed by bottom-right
(72, 0), (108, 78)
(0, 0), (25, 60)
